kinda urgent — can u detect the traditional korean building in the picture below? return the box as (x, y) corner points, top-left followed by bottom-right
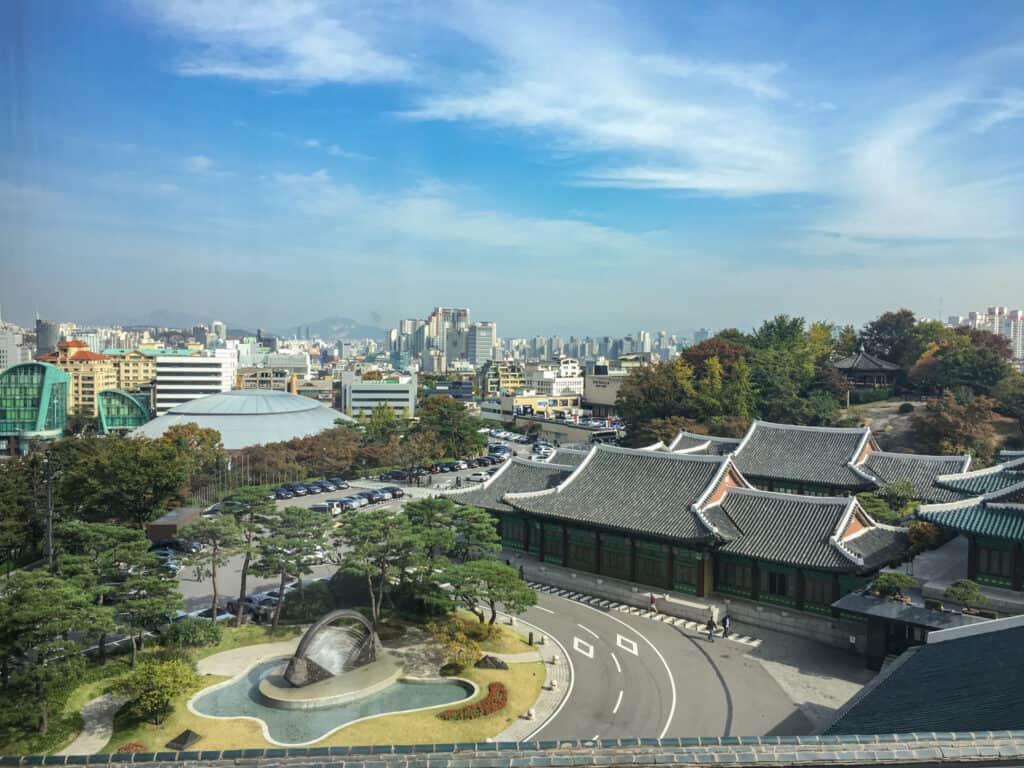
(731, 421), (878, 495)
(916, 464), (1024, 593)
(450, 444), (907, 612)
(666, 429), (741, 455)
(850, 451), (972, 503)
(832, 350), (900, 390)
(544, 447), (590, 467)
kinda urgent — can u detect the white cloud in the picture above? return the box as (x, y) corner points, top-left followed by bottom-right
(403, 3), (811, 196)
(303, 138), (321, 148)
(972, 90), (1024, 133)
(184, 154), (212, 174)
(137, 0), (409, 84)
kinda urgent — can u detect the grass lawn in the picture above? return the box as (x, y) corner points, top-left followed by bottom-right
(192, 624), (300, 661)
(105, 660), (545, 751)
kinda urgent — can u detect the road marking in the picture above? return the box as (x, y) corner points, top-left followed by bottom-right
(592, 734), (600, 741)
(509, 614), (574, 741)
(573, 636), (595, 659)
(610, 651), (621, 673)
(577, 623), (599, 638)
(616, 634), (639, 656)
(550, 593), (678, 740)
(612, 689), (623, 714)
(535, 606), (555, 614)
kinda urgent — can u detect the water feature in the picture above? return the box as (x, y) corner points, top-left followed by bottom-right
(191, 658), (474, 745)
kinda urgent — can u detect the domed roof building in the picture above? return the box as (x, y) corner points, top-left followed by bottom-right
(133, 389), (353, 450)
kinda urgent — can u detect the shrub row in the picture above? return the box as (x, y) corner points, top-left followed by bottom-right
(438, 682), (508, 721)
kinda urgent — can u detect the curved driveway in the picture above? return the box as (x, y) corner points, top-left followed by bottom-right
(520, 591), (810, 740)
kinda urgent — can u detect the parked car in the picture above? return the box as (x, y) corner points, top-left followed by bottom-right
(319, 481), (338, 492)
(409, 467), (429, 477)
(226, 594), (278, 616)
(190, 606), (234, 622)
(305, 483), (325, 494)
(468, 471), (489, 483)
(327, 476), (347, 486)
(274, 488), (295, 500)
(285, 484), (308, 496)
(382, 485), (405, 498)
(339, 497), (361, 511)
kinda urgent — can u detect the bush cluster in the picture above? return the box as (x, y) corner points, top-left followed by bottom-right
(159, 618), (223, 648)
(116, 743), (146, 754)
(438, 682), (508, 721)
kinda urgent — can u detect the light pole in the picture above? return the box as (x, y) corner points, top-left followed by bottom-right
(44, 449), (57, 570)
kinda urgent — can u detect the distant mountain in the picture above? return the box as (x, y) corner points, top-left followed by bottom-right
(277, 316), (386, 341)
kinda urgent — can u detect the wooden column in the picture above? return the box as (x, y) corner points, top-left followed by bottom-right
(538, 521), (545, 562)
(629, 538), (637, 582)
(666, 545), (675, 591)
(750, 559), (761, 602)
(697, 551), (707, 597)
(796, 569), (806, 612)
(594, 531), (603, 576)
(561, 523), (568, 567)
(967, 536), (978, 580)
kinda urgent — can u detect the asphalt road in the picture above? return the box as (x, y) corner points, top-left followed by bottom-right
(520, 591), (811, 740)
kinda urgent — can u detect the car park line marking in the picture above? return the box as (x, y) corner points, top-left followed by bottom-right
(610, 651), (621, 673)
(612, 689), (623, 714)
(573, 636), (595, 659)
(616, 634), (639, 656)
(535, 605), (555, 614)
(577, 623), (599, 639)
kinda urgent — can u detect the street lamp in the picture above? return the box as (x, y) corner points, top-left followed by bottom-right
(43, 449), (60, 570)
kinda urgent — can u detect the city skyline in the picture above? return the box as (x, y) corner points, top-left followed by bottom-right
(3, 1), (1024, 333)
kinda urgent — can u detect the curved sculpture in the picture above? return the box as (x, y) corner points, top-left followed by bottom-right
(284, 610), (378, 687)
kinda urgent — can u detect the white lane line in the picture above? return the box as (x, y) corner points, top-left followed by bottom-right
(549, 593), (678, 739)
(612, 689), (623, 714)
(577, 623), (599, 639)
(535, 606), (555, 614)
(610, 651), (622, 673)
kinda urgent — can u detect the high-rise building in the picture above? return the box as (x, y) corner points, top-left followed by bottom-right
(210, 320), (227, 342)
(154, 351), (235, 415)
(467, 321), (497, 366)
(105, 349), (157, 392)
(950, 306), (1024, 361)
(694, 328), (712, 344)
(0, 327), (31, 372)
(35, 341), (118, 417)
(35, 318), (60, 356)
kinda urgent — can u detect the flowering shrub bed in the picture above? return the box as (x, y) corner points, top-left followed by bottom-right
(438, 682), (508, 721)
(116, 743), (147, 754)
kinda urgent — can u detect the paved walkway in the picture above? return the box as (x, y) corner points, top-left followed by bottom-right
(492, 615), (570, 742)
(197, 638), (301, 676)
(58, 694), (128, 756)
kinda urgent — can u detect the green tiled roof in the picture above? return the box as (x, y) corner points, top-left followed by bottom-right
(934, 457), (1024, 495)
(918, 498), (1024, 541)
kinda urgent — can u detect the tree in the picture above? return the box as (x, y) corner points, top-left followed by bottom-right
(683, 338), (746, 373)
(112, 659), (199, 724)
(911, 391), (997, 464)
(994, 371), (1024, 435)
(181, 515), (242, 619)
(943, 579), (987, 608)
(720, 356), (756, 425)
(694, 355), (725, 424)
(226, 488), (277, 627)
(953, 327), (1014, 359)
(911, 346), (1012, 397)
(252, 506), (332, 627)
(60, 437), (190, 529)
(53, 521), (154, 660)
(859, 309), (920, 369)
(616, 359), (697, 442)
(363, 403), (403, 445)
(0, 571), (96, 733)
(161, 423), (226, 488)
(336, 507), (420, 632)
(880, 480), (917, 513)
(416, 396), (487, 458)
(807, 321), (836, 364)
(428, 619), (479, 671)
(836, 324), (860, 357)
(447, 560), (536, 626)
(871, 572), (919, 598)
(117, 557), (183, 667)
(750, 315), (808, 351)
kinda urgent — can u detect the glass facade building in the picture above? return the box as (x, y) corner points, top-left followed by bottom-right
(97, 389), (152, 435)
(0, 362), (70, 454)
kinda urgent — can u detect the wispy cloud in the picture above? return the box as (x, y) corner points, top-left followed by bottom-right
(136, 0), (409, 85)
(403, 3), (810, 196)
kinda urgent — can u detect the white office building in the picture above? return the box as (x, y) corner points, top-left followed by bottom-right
(0, 327), (31, 372)
(340, 371), (417, 417)
(467, 321), (497, 366)
(154, 350), (236, 415)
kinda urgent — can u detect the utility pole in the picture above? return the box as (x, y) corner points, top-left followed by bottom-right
(45, 450), (55, 570)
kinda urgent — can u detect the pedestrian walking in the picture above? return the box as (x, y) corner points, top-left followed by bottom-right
(722, 614), (731, 639)
(705, 617), (717, 642)
(649, 592), (658, 613)
(518, 564), (525, 580)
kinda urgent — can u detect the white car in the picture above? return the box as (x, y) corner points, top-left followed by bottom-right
(468, 471), (489, 482)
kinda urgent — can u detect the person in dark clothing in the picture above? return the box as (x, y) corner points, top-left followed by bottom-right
(722, 614), (732, 639)
(649, 593), (658, 613)
(705, 618), (717, 642)
(518, 564), (525, 580)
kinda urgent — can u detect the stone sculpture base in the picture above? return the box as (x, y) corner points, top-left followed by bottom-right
(258, 650), (402, 711)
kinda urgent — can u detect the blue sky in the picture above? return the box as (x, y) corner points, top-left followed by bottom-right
(2, 0), (1023, 337)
